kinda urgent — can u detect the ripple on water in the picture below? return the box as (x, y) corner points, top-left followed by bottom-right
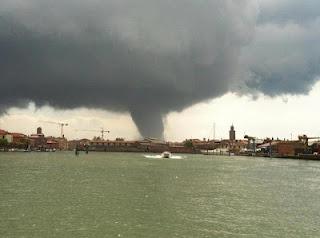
(1, 153), (320, 237)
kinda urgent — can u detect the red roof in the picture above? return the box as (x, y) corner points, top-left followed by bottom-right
(0, 129), (8, 135)
(47, 140), (58, 144)
(30, 134), (44, 138)
(10, 133), (26, 137)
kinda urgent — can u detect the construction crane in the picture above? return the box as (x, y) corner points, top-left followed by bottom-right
(77, 128), (110, 140)
(244, 135), (256, 153)
(298, 135), (320, 145)
(39, 120), (69, 138)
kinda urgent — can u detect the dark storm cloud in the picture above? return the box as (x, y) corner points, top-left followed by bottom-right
(1, 0), (320, 138)
(238, 0), (320, 96)
(0, 0), (257, 138)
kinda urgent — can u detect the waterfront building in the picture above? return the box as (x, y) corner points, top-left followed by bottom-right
(89, 139), (141, 152)
(45, 136), (68, 150)
(311, 142), (320, 154)
(138, 138), (168, 153)
(4, 134), (13, 143)
(188, 139), (217, 151)
(258, 140), (306, 157)
(217, 139), (247, 154)
(0, 129), (28, 148)
(0, 129), (12, 143)
(168, 142), (195, 153)
(68, 139), (91, 151)
(276, 142), (304, 156)
(0, 129), (7, 138)
(46, 139), (59, 150)
(29, 127), (46, 150)
(54, 137), (68, 150)
(9, 133), (28, 144)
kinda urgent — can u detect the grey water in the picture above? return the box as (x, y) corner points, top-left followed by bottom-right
(1, 152), (320, 237)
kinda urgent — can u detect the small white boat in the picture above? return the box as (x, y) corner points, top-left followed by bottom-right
(161, 151), (171, 158)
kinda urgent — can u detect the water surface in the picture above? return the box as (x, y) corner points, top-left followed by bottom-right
(1, 152), (320, 237)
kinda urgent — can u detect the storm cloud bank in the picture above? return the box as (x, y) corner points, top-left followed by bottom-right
(241, 0), (320, 96)
(1, 0), (320, 138)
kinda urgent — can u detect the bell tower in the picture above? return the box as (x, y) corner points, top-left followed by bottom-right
(229, 125), (235, 141)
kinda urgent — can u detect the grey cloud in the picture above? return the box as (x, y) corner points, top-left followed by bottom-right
(2, 0), (320, 138)
(0, 0), (257, 138)
(240, 1), (320, 96)
(258, 0), (320, 25)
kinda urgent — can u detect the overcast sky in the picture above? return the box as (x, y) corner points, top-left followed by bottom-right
(1, 0), (320, 141)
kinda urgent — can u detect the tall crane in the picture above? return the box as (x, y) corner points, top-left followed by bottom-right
(244, 135), (256, 153)
(298, 135), (320, 145)
(77, 128), (110, 140)
(40, 121), (69, 138)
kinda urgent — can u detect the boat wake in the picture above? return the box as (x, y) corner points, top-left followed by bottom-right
(144, 155), (183, 159)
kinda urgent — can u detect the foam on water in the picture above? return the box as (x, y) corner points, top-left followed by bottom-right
(144, 154), (183, 159)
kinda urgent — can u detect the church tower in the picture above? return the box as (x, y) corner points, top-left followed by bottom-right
(229, 125), (236, 141)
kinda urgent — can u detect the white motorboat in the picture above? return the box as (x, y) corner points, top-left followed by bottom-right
(161, 151), (171, 158)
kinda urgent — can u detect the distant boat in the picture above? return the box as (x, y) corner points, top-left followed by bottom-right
(161, 151), (171, 158)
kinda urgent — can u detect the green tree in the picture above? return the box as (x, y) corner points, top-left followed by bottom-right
(183, 139), (194, 148)
(0, 138), (8, 148)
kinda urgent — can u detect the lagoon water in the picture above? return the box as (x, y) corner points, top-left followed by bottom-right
(1, 152), (320, 237)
